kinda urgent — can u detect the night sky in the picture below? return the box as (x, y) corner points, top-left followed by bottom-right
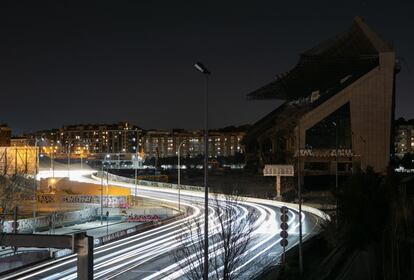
(1, 1), (413, 135)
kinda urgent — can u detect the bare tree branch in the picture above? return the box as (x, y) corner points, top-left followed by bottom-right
(173, 194), (256, 280)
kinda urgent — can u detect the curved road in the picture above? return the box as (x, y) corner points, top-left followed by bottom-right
(1, 169), (325, 280)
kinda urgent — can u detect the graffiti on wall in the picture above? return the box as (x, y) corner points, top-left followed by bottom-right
(35, 194), (129, 208)
(0, 207), (98, 233)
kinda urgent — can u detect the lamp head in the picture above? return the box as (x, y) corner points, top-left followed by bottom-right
(194, 62), (211, 75)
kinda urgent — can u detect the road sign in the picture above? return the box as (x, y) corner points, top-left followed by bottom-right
(280, 222), (289, 231)
(280, 239), (289, 247)
(280, 206), (289, 214)
(280, 214), (289, 223)
(279, 207), (289, 265)
(263, 165), (294, 177)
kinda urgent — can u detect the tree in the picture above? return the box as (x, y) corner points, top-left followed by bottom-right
(400, 153), (414, 169)
(173, 194), (255, 280)
(312, 168), (414, 280)
(1, 173), (32, 231)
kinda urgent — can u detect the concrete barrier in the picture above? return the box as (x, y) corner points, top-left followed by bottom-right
(94, 214), (185, 246)
(1, 207), (98, 233)
(0, 250), (50, 274)
(93, 172), (330, 222)
(93, 171), (204, 192)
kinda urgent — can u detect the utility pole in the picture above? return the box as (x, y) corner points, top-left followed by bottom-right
(134, 129), (139, 203)
(13, 206), (18, 253)
(297, 121), (303, 275)
(51, 148), (55, 179)
(67, 140), (71, 178)
(106, 170), (109, 207)
(33, 139), (40, 233)
(194, 62), (210, 280)
(332, 120), (339, 225)
(106, 211), (109, 236)
(177, 140), (185, 211)
(100, 163), (104, 225)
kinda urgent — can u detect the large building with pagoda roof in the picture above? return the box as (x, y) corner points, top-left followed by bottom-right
(244, 17), (398, 186)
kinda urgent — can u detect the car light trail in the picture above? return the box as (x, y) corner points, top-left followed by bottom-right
(4, 170), (326, 280)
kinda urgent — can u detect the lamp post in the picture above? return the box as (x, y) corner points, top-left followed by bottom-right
(50, 146), (55, 179)
(177, 140), (186, 211)
(134, 128), (140, 206)
(297, 122), (303, 275)
(80, 148), (84, 170)
(101, 162), (104, 225)
(193, 61), (210, 280)
(67, 140), (72, 178)
(332, 121), (339, 223)
(32, 138), (41, 233)
(134, 129), (139, 201)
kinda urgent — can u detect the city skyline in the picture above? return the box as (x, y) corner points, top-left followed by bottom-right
(1, 1), (413, 134)
(1, 3), (413, 279)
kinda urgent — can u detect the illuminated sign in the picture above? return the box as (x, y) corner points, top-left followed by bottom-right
(294, 149), (355, 158)
(127, 215), (161, 222)
(263, 165), (294, 199)
(263, 165), (294, 177)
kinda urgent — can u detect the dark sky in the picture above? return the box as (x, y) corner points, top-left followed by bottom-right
(1, 1), (413, 135)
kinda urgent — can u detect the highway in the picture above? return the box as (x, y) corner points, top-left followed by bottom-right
(1, 169), (326, 280)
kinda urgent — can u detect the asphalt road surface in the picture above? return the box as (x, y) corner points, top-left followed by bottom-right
(1, 169), (325, 280)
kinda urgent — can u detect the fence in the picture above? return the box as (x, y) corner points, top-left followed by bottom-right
(0, 147), (38, 175)
(93, 171), (204, 192)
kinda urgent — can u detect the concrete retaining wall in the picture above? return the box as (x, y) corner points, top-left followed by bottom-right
(92, 170), (330, 267)
(0, 250), (50, 274)
(1, 207), (98, 233)
(94, 171), (329, 222)
(93, 171), (203, 192)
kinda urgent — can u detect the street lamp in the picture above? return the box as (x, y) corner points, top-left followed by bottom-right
(193, 61), (210, 280)
(332, 121), (338, 189)
(101, 164), (104, 225)
(49, 145), (55, 179)
(31, 138), (42, 233)
(67, 139), (72, 178)
(134, 129), (141, 206)
(297, 121), (303, 275)
(177, 140), (186, 211)
(332, 120), (339, 223)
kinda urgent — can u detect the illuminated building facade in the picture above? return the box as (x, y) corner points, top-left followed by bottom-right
(26, 122), (141, 157)
(0, 147), (38, 175)
(395, 119), (414, 158)
(28, 124), (246, 159)
(245, 17), (398, 180)
(142, 128), (246, 159)
(0, 124), (11, 146)
(10, 137), (28, 147)
(59, 122), (141, 155)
